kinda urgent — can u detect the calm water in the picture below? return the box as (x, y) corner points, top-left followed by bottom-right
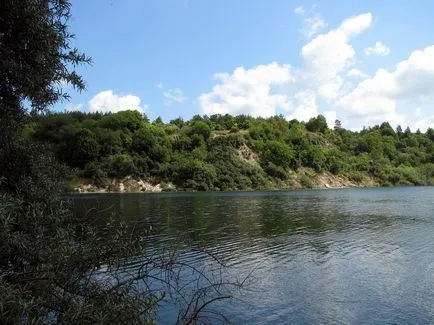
(73, 187), (434, 324)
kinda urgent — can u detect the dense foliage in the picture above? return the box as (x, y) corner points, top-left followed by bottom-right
(1, 0), (432, 322)
(29, 112), (434, 190)
(1, 1), (239, 324)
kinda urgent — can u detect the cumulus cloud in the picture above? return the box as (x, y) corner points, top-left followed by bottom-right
(323, 110), (337, 128)
(361, 112), (406, 129)
(88, 90), (147, 113)
(302, 13), (373, 85)
(199, 62), (294, 117)
(304, 16), (328, 39)
(198, 10), (434, 130)
(163, 88), (187, 106)
(199, 14), (374, 123)
(318, 76), (344, 100)
(286, 90), (318, 122)
(339, 13), (373, 36)
(413, 115), (434, 132)
(347, 68), (369, 78)
(295, 6), (327, 39)
(337, 45), (434, 121)
(296, 12), (373, 108)
(365, 41), (391, 56)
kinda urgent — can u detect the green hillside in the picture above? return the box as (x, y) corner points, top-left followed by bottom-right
(27, 110), (434, 191)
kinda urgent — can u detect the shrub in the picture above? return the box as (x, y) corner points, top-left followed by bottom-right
(261, 140), (294, 169)
(104, 154), (136, 177)
(264, 162), (288, 180)
(83, 161), (107, 186)
(347, 171), (364, 183)
(299, 174), (313, 188)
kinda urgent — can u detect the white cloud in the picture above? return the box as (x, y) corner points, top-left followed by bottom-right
(163, 88), (187, 106)
(338, 45), (434, 122)
(361, 112), (406, 129)
(347, 68), (369, 78)
(156, 82), (164, 89)
(199, 62), (294, 117)
(198, 10), (434, 130)
(337, 71), (397, 117)
(88, 90), (147, 113)
(286, 90), (318, 122)
(323, 110), (337, 128)
(64, 103), (83, 112)
(339, 13), (373, 37)
(294, 6), (305, 15)
(295, 6), (327, 39)
(365, 41), (391, 56)
(413, 115), (434, 132)
(304, 16), (328, 39)
(301, 13), (373, 89)
(318, 76), (344, 100)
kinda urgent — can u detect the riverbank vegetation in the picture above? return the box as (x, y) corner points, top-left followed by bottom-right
(1, 1), (240, 323)
(1, 0), (432, 322)
(28, 110), (434, 191)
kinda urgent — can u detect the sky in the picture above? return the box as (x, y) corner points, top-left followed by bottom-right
(59, 0), (434, 131)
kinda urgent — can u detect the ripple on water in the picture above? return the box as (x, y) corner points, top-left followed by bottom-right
(72, 186), (434, 324)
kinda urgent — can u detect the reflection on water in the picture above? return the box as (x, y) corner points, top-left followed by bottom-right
(73, 187), (434, 324)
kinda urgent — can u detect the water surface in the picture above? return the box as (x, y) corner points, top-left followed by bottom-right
(73, 187), (434, 324)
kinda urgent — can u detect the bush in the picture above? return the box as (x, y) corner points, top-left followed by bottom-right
(261, 140), (294, 169)
(83, 161), (107, 186)
(104, 154), (136, 177)
(299, 174), (313, 188)
(189, 121), (211, 140)
(347, 171), (364, 183)
(264, 162), (288, 180)
(305, 115), (328, 133)
(396, 165), (423, 185)
(100, 110), (146, 132)
(300, 146), (326, 172)
(61, 128), (100, 168)
(328, 163), (341, 175)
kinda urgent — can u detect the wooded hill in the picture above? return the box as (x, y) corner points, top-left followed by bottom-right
(27, 110), (434, 191)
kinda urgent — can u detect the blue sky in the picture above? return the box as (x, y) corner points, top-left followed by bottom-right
(60, 0), (434, 131)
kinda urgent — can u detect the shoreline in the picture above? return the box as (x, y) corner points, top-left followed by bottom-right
(68, 169), (433, 195)
(69, 169), (382, 194)
(65, 184), (434, 195)
(69, 180), (383, 195)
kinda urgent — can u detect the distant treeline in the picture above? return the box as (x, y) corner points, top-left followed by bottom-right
(27, 111), (434, 190)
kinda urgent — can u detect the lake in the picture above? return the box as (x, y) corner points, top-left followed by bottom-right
(72, 187), (434, 324)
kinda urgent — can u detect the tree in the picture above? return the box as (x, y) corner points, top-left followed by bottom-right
(427, 128), (434, 142)
(62, 127), (100, 168)
(396, 125), (403, 135)
(170, 117), (185, 128)
(153, 116), (164, 125)
(261, 140), (295, 169)
(334, 119), (342, 131)
(306, 115), (328, 133)
(0, 0), (90, 193)
(1, 2), (240, 323)
(0, 0), (89, 132)
(189, 120), (212, 140)
(99, 110), (146, 132)
(380, 122), (395, 137)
